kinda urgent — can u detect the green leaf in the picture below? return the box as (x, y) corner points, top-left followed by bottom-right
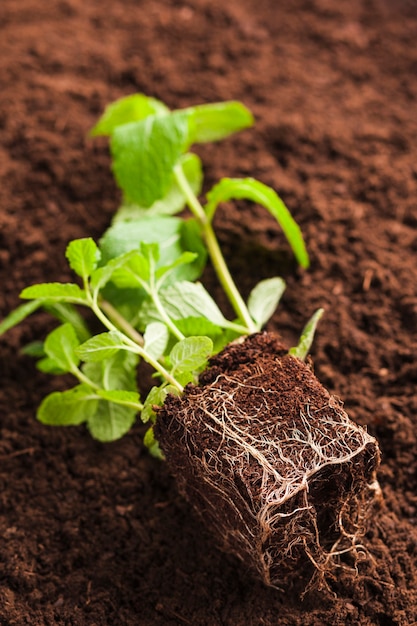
(66, 238), (100, 281)
(113, 153), (203, 221)
(107, 250), (151, 290)
(99, 215), (204, 283)
(21, 340), (45, 357)
(170, 336), (213, 374)
(185, 101), (254, 143)
(96, 389), (141, 407)
(160, 282), (230, 327)
(36, 356), (67, 375)
(37, 385), (98, 426)
(155, 251), (197, 284)
(83, 350), (139, 392)
(44, 303), (90, 343)
(110, 111), (190, 207)
(143, 426), (164, 460)
(0, 300), (42, 336)
(44, 323), (81, 373)
(247, 277), (286, 329)
(20, 283), (88, 305)
(90, 93), (169, 136)
(141, 384), (169, 424)
(205, 178), (310, 269)
(289, 308), (324, 361)
(143, 322), (169, 360)
(76, 331), (129, 362)
(174, 316), (223, 338)
(87, 401), (137, 442)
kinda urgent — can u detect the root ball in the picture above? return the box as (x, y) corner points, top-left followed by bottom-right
(156, 333), (380, 588)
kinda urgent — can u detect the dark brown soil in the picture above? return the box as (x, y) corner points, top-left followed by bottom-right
(156, 332), (381, 590)
(1, 0), (417, 624)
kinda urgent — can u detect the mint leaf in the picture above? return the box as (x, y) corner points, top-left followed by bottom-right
(155, 251), (197, 285)
(36, 357), (68, 375)
(247, 277), (286, 329)
(0, 300), (42, 336)
(110, 111), (190, 207)
(205, 178), (310, 269)
(113, 152), (203, 221)
(44, 303), (90, 343)
(143, 426), (164, 460)
(185, 101), (254, 143)
(83, 350), (139, 392)
(90, 93), (169, 137)
(76, 331), (129, 362)
(159, 282), (230, 327)
(141, 384), (169, 424)
(20, 283), (87, 305)
(44, 323), (81, 373)
(96, 389), (141, 406)
(37, 385), (98, 426)
(174, 316), (223, 338)
(170, 336), (213, 374)
(87, 401), (137, 442)
(143, 322), (169, 360)
(99, 215), (204, 283)
(66, 238), (100, 281)
(107, 250), (151, 290)
(289, 308), (324, 361)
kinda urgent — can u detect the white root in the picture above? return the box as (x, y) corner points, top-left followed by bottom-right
(158, 343), (381, 589)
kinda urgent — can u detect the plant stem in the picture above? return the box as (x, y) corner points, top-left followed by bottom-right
(88, 295), (184, 393)
(100, 299), (145, 346)
(174, 164), (257, 334)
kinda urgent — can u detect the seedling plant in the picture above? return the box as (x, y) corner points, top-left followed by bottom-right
(1, 94), (379, 588)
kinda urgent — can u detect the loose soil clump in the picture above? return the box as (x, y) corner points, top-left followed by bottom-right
(156, 333), (381, 588)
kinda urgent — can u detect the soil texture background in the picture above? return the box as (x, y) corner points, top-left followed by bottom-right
(1, 0), (417, 624)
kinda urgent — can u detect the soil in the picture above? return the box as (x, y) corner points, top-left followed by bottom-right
(156, 332), (381, 590)
(0, 0), (416, 624)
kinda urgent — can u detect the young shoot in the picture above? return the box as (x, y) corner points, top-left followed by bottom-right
(0, 94), (321, 452)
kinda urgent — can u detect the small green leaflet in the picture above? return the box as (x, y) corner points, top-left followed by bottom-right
(90, 93), (169, 137)
(44, 303), (90, 343)
(110, 111), (190, 207)
(141, 384), (179, 424)
(0, 300), (42, 336)
(66, 238), (100, 281)
(174, 316), (223, 338)
(82, 351), (140, 441)
(76, 331), (131, 362)
(20, 283), (88, 305)
(170, 336), (213, 374)
(143, 426), (164, 460)
(87, 401), (137, 442)
(38, 385), (98, 426)
(159, 282), (230, 327)
(143, 322), (169, 360)
(289, 308), (324, 361)
(96, 389), (141, 407)
(205, 178), (310, 269)
(113, 153), (203, 221)
(83, 350), (139, 393)
(247, 277), (286, 329)
(44, 323), (80, 373)
(184, 101), (254, 143)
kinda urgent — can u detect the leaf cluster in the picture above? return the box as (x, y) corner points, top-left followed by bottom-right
(1, 93), (322, 451)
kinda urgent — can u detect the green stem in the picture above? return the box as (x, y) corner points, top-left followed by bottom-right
(174, 164), (257, 334)
(100, 299), (145, 346)
(87, 294), (184, 393)
(151, 290), (185, 341)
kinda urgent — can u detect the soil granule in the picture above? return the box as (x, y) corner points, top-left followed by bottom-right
(1, 0), (417, 624)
